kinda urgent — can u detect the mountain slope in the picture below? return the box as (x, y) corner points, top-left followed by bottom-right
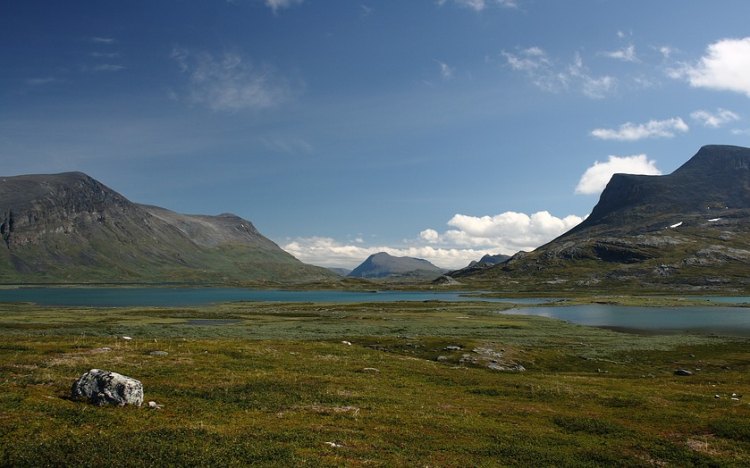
(0, 172), (336, 283)
(456, 145), (750, 292)
(348, 252), (446, 280)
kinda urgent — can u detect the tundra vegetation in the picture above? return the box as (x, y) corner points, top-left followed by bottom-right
(2, 298), (750, 467)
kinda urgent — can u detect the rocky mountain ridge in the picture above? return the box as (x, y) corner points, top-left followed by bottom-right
(452, 145), (750, 292)
(0, 172), (335, 283)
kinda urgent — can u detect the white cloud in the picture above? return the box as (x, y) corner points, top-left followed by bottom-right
(436, 60), (455, 80)
(731, 128), (750, 136)
(443, 211), (583, 251)
(266, 0), (303, 12)
(575, 154), (662, 195)
(670, 37), (750, 97)
(283, 236), (495, 270)
(690, 108), (740, 128)
(420, 229), (440, 243)
(284, 210), (584, 270)
(360, 5), (374, 18)
(503, 48), (615, 99)
(171, 47), (299, 112)
(658, 46), (674, 59)
(590, 117), (689, 141)
(438, 0), (518, 11)
(601, 45), (638, 62)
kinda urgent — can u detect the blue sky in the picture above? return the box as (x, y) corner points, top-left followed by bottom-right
(2, 1), (750, 269)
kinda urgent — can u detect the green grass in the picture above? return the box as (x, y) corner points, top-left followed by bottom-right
(2, 300), (750, 466)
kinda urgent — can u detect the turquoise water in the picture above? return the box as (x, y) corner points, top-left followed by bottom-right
(2, 288), (750, 336)
(499, 305), (750, 337)
(0, 287), (540, 307)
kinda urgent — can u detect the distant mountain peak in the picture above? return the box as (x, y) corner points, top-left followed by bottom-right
(348, 252), (446, 280)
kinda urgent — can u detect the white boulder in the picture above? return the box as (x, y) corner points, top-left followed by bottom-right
(71, 369), (144, 407)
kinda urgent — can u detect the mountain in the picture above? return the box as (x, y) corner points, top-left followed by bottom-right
(327, 267), (352, 277)
(0, 172), (337, 283)
(348, 252), (447, 280)
(454, 145), (750, 292)
(447, 253), (513, 279)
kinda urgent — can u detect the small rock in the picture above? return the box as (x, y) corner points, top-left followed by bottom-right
(488, 364), (525, 372)
(71, 369), (143, 407)
(444, 345), (462, 351)
(324, 442), (343, 448)
(90, 347), (112, 353)
(342, 341), (352, 346)
(122, 336), (132, 341)
(363, 367), (381, 373)
(435, 356), (449, 362)
(148, 350), (168, 356)
(715, 394), (721, 399)
(148, 401), (163, 409)
(674, 369), (693, 376)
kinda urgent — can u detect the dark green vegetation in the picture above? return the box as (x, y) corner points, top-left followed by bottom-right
(452, 145), (750, 294)
(0, 172), (336, 283)
(3, 299), (750, 467)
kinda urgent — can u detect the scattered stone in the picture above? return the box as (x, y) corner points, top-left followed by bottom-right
(444, 345), (462, 351)
(71, 369), (143, 407)
(435, 356), (449, 362)
(674, 369), (693, 376)
(325, 442), (344, 448)
(488, 364), (526, 372)
(148, 350), (168, 356)
(148, 401), (163, 409)
(122, 336), (132, 341)
(90, 347), (112, 353)
(363, 367), (381, 373)
(715, 395), (721, 399)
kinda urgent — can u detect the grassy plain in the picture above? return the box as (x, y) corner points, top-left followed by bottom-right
(2, 299), (750, 467)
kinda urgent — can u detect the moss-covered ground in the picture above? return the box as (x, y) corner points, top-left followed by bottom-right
(2, 299), (750, 467)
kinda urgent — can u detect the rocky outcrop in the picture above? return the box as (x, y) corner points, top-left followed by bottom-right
(71, 369), (144, 407)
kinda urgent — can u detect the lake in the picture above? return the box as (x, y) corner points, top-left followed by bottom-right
(0, 287), (542, 307)
(2, 287), (750, 336)
(499, 304), (750, 337)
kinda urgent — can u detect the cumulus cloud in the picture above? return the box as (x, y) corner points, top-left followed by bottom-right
(690, 108), (740, 128)
(669, 37), (750, 97)
(443, 211), (584, 251)
(503, 47), (615, 99)
(171, 47), (299, 112)
(590, 117), (689, 141)
(420, 229), (440, 243)
(284, 210), (584, 270)
(575, 154), (662, 195)
(283, 236), (495, 270)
